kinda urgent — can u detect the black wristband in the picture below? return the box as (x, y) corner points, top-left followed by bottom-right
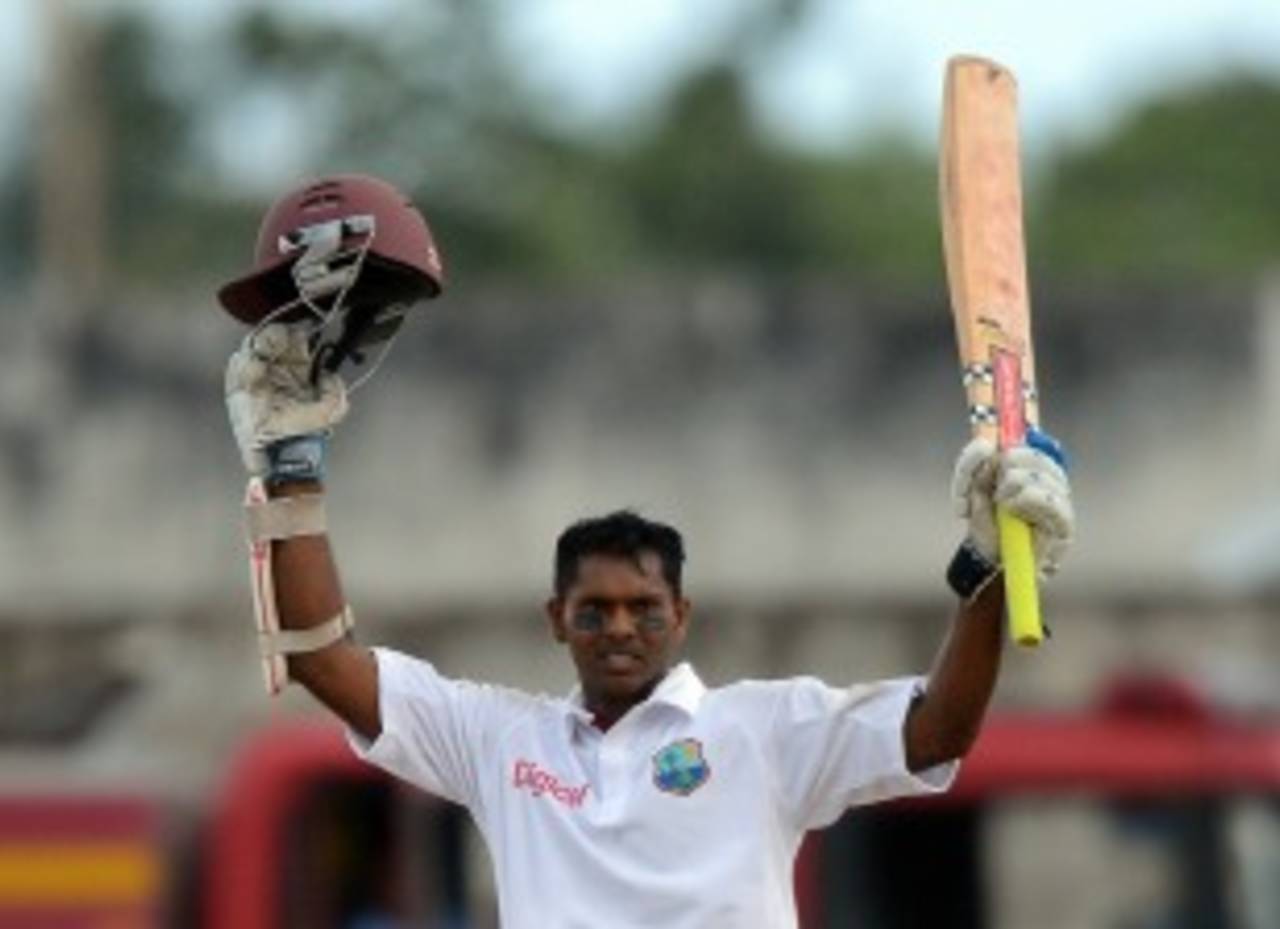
(946, 540), (1000, 601)
(265, 433), (329, 487)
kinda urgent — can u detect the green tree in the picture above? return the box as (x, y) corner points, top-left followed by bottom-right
(93, 11), (259, 292)
(1035, 75), (1280, 285)
(18, 4), (1280, 298)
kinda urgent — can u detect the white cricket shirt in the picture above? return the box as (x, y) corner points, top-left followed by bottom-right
(349, 649), (956, 929)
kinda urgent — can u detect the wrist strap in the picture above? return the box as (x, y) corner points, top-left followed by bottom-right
(946, 540), (1001, 601)
(265, 433), (328, 486)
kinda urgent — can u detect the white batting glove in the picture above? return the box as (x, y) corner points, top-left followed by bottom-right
(225, 323), (348, 478)
(951, 430), (1074, 578)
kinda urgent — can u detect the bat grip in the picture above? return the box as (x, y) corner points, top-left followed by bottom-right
(997, 505), (1042, 646)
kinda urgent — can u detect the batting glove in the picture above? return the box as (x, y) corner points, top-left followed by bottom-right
(225, 323), (348, 483)
(951, 428), (1074, 579)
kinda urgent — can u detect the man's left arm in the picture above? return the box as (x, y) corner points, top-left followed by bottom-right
(904, 578), (1003, 772)
(904, 431), (1073, 773)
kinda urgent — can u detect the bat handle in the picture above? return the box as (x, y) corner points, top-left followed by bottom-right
(997, 505), (1043, 647)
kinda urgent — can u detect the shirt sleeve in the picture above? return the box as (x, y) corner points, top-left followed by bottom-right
(770, 675), (958, 830)
(346, 647), (520, 810)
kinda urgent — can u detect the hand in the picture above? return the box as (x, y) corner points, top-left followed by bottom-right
(951, 429), (1074, 578)
(225, 323), (348, 478)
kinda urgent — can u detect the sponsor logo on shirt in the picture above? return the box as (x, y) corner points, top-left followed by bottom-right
(652, 738), (711, 796)
(512, 759), (589, 809)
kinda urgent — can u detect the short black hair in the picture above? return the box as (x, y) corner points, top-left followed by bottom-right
(553, 510), (686, 598)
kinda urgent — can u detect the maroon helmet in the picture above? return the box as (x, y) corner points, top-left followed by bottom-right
(218, 173), (444, 323)
(218, 174), (445, 378)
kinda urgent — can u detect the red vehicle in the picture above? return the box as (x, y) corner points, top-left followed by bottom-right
(0, 796), (164, 929)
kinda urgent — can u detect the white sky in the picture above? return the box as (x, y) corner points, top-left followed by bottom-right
(4, 0), (1280, 169)
(500, 0), (1280, 151)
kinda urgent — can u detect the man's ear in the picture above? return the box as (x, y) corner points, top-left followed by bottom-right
(545, 597), (568, 643)
(671, 596), (692, 646)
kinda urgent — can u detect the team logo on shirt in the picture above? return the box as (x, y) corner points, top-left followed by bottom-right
(652, 738), (711, 796)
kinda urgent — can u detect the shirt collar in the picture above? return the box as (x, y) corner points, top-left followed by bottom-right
(562, 662), (706, 734)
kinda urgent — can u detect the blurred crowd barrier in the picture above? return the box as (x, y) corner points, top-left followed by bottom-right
(0, 278), (1264, 611)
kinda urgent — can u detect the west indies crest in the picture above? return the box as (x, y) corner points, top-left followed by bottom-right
(652, 738), (711, 796)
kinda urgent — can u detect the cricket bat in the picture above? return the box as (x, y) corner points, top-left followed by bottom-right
(939, 55), (1044, 647)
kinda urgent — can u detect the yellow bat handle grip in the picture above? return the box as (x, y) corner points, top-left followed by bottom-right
(997, 505), (1043, 647)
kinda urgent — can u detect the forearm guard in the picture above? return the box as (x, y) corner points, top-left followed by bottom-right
(243, 478), (354, 695)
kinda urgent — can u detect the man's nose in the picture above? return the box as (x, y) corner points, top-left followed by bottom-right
(601, 606), (639, 638)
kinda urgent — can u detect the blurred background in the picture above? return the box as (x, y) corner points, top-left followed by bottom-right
(3, 0), (1280, 925)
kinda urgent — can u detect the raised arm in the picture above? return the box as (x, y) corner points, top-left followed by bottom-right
(226, 324), (381, 741)
(218, 175), (446, 746)
(905, 431), (1073, 772)
(904, 575), (1003, 772)
(268, 480), (381, 740)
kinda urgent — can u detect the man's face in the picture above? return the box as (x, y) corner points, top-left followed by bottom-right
(547, 552), (690, 712)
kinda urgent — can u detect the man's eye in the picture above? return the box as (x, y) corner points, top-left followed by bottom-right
(637, 610), (666, 632)
(571, 608), (605, 632)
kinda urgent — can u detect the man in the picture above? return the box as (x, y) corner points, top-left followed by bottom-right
(222, 175), (1074, 928)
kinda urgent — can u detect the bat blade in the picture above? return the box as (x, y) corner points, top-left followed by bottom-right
(940, 55), (1044, 647)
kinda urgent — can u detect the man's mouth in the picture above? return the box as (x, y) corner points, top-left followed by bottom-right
(600, 652), (642, 673)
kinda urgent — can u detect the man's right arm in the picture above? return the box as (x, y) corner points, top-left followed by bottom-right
(269, 479), (381, 742)
(225, 323), (384, 739)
